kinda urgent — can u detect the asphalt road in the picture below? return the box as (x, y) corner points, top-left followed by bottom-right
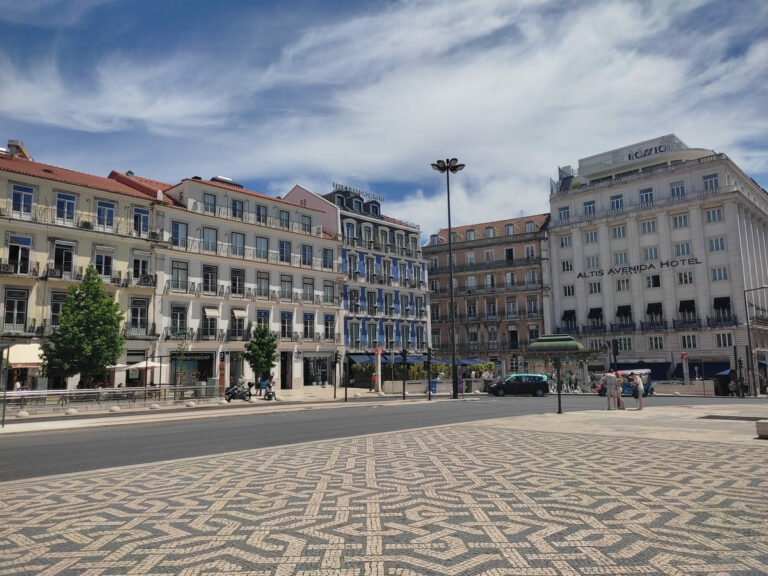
(0, 394), (756, 481)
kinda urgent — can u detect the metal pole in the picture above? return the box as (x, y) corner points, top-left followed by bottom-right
(447, 169), (459, 400)
(344, 354), (348, 402)
(1, 347), (8, 428)
(555, 357), (562, 414)
(744, 288), (758, 397)
(402, 349), (407, 400)
(426, 347), (432, 400)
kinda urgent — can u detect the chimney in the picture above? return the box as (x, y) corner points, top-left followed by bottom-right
(7, 140), (32, 160)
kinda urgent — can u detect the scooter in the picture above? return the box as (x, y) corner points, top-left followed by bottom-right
(224, 379), (252, 402)
(264, 380), (275, 401)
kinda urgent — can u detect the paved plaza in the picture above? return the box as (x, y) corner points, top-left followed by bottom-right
(1, 404), (767, 575)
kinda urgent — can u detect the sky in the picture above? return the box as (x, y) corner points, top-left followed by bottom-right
(1, 0), (766, 239)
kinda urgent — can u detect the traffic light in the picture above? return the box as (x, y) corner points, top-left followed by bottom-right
(401, 348), (408, 363)
(333, 351), (340, 368)
(611, 339), (620, 357)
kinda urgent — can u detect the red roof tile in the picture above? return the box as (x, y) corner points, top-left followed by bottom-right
(432, 213), (550, 240)
(0, 153), (154, 200)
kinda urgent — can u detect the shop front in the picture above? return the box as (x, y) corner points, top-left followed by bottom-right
(7, 343), (43, 390)
(170, 352), (215, 387)
(302, 352), (333, 387)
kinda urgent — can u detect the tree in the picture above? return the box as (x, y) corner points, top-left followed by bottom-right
(41, 266), (125, 384)
(243, 324), (278, 383)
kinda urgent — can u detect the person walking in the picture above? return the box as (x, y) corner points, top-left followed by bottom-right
(370, 372), (376, 392)
(630, 372), (644, 410)
(601, 370), (617, 410)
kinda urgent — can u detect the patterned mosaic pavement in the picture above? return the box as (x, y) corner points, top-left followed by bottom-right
(1, 416), (767, 575)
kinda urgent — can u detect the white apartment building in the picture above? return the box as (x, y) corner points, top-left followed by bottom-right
(549, 134), (768, 391)
(115, 173), (344, 393)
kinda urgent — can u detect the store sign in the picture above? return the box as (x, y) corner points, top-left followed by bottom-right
(577, 257), (702, 279)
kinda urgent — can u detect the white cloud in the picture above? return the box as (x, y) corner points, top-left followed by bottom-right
(0, 0), (114, 26)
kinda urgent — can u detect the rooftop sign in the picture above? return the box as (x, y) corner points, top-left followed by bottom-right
(578, 134), (688, 177)
(333, 182), (385, 203)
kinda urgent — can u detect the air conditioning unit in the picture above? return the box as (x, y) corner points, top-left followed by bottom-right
(79, 221), (92, 230)
(140, 274), (153, 285)
(150, 231), (160, 240)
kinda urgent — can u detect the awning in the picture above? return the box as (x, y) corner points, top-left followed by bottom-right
(231, 309), (247, 319)
(646, 302), (662, 315)
(203, 306), (220, 318)
(616, 305), (632, 318)
(713, 297), (731, 309)
(562, 310), (576, 321)
(348, 353), (374, 365)
(678, 300), (695, 312)
(125, 360), (162, 370)
(588, 308), (603, 319)
(672, 361), (731, 379)
(8, 343), (42, 368)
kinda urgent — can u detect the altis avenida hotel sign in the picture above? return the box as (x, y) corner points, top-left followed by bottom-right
(577, 256), (702, 279)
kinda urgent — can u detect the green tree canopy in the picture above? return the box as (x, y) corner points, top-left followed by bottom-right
(41, 266), (125, 382)
(243, 324), (278, 382)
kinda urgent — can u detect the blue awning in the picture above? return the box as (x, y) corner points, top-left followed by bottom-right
(672, 361), (731, 379)
(348, 353), (374, 365)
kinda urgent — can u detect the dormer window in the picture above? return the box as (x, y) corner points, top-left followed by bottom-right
(466, 230), (476, 241)
(430, 235), (438, 245)
(485, 227), (494, 239)
(335, 196), (345, 207)
(353, 199), (362, 211)
(370, 204), (379, 216)
(525, 221), (535, 233)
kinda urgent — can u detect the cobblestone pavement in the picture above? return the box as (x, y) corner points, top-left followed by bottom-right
(1, 407), (767, 575)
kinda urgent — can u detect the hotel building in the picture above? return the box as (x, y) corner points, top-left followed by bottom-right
(422, 215), (551, 375)
(548, 134), (768, 386)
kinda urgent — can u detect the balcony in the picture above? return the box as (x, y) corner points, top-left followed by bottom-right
(0, 261), (39, 277)
(555, 325), (580, 336)
(640, 320), (667, 332)
(189, 200), (323, 237)
(129, 273), (157, 287)
(43, 264), (83, 281)
(582, 323), (607, 335)
(610, 322), (636, 334)
(707, 315), (737, 328)
(164, 327), (193, 340)
(124, 325), (157, 339)
(227, 329), (249, 341)
(673, 318), (702, 330)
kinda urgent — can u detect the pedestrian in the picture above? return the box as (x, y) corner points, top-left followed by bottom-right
(602, 370), (618, 410)
(630, 372), (644, 410)
(370, 372), (376, 392)
(570, 371), (577, 392)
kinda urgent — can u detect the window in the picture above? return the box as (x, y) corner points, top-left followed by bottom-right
(202, 265), (218, 293)
(50, 292), (67, 326)
(585, 230), (598, 244)
(281, 312), (293, 339)
(279, 241), (291, 263)
(133, 207), (149, 236)
(130, 298), (148, 331)
(370, 204), (379, 216)
(614, 251), (628, 265)
(169, 262), (187, 291)
(703, 174), (719, 191)
(280, 274), (293, 299)
(711, 267), (728, 281)
(558, 207), (570, 221)
(56, 192), (76, 225)
(588, 339), (603, 351)
(202, 227), (217, 253)
(171, 305), (187, 333)
(563, 285), (574, 297)
(646, 274), (661, 288)
(231, 268), (245, 297)
(255, 236), (268, 260)
(323, 280), (335, 304)
(203, 193), (216, 214)
(678, 271), (694, 285)
(4, 289), (28, 330)
(94, 248), (113, 279)
(709, 237), (725, 252)
(256, 309), (269, 328)
(485, 250), (494, 263)
(586, 255), (599, 269)
(505, 272), (515, 288)
(256, 204), (267, 224)
(466, 230), (476, 241)
(279, 210), (290, 229)
(8, 235), (31, 274)
(525, 269), (537, 285)
(96, 200), (115, 230)
(485, 227), (494, 239)
(467, 299), (477, 318)
(648, 336), (664, 350)
(616, 278), (630, 292)
(641, 220), (656, 234)
(639, 188), (653, 205)
(465, 252), (475, 265)
(172, 221), (188, 248)
(612, 225), (626, 239)
(681, 334), (697, 349)
(303, 313), (314, 339)
(506, 298), (518, 317)
(231, 199), (244, 220)
(11, 184), (33, 218)
(487, 298), (498, 317)
(675, 242), (691, 257)
(610, 194), (624, 211)
(643, 247), (658, 261)
(525, 245), (535, 259)
(353, 199), (362, 212)
(670, 181), (685, 199)
(706, 207), (723, 223)
(562, 260), (573, 272)
(301, 215), (312, 233)
(303, 277), (314, 302)
(230, 232), (245, 257)
(528, 324), (539, 342)
(324, 314), (335, 340)
(672, 214), (688, 228)
(256, 271), (269, 298)
(583, 201), (596, 217)
(301, 244), (313, 266)
(322, 248), (334, 269)
(485, 274), (495, 289)
(616, 337), (632, 352)
(525, 221), (535, 233)
(505, 224), (515, 236)
(54, 242), (74, 275)
(560, 235), (571, 248)
(716, 333), (733, 348)
(230, 310), (246, 339)
(526, 295), (538, 315)
(588, 281), (601, 295)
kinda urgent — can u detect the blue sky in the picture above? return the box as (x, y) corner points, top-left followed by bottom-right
(1, 0), (766, 237)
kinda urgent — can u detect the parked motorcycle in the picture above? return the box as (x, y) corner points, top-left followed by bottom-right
(264, 380), (275, 401)
(224, 379), (252, 402)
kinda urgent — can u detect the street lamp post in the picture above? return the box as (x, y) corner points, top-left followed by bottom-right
(431, 158), (465, 400)
(743, 286), (768, 397)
